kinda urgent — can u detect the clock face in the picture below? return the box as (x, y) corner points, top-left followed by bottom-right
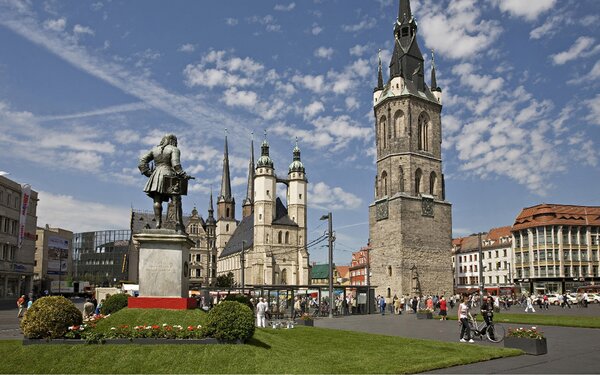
(376, 200), (389, 221)
(422, 197), (434, 217)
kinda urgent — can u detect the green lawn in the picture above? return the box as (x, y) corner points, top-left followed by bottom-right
(447, 312), (600, 328)
(0, 308), (520, 374)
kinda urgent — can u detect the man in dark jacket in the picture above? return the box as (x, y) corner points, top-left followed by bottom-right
(480, 295), (495, 339)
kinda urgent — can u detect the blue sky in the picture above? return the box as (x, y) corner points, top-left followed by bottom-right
(1, 0), (599, 265)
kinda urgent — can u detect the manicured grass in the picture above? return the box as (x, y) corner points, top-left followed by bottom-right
(447, 312), (600, 329)
(0, 308), (521, 374)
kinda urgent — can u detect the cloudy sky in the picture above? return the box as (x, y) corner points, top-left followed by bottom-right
(1, 0), (598, 264)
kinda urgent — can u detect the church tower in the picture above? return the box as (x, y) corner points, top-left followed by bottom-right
(369, 0), (452, 298)
(287, 139), (309, 285)
(206, 189), (217, 286)
(215, 133), (237, 257)
(242, 137), (255, 218)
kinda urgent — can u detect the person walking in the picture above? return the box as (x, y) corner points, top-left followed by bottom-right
(379, 295), (386, 315)
(16, 295), (26, 318)
(439, 296), (447, 320)
(82, 298), (95, 319)
(524, 295), (536, 313)
(458, 296), (474, 343)
(256, 298), (268, 328)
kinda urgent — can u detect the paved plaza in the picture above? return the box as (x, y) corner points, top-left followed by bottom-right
(1, 300), (599, 373)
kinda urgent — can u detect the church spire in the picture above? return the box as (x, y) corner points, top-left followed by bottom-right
(390, 0), (424, 90)
(374, 49), (384, 92)
(242, 133), (255, 218)
(207, 187), (216, 225)
(430, 50), (441, 92)
(217, 129), (235, 220)
(398, 0), (413, 21)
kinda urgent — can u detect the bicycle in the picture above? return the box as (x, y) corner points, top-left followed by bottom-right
(467, 313), (505, 343)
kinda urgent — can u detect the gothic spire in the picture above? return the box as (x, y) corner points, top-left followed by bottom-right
(207, 187), (216, 225)
(430, 50), (441, 92)
(398, 0), (413, 22)
(244, 134), (255, 205)
(219, 129), (232, 202)
(375, 49), (384, 91)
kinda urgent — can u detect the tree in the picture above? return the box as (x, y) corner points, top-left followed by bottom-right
(216, 272), (235, 287)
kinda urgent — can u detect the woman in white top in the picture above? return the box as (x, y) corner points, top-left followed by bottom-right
(458, 296), (474, 343)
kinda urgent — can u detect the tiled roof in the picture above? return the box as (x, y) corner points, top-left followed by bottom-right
(487, 226), (511, 241)
(219, 215), (254, 258)
(272, 197), (298, 227)
(336, 266), (350, 278)
(512, 204), (600, 231)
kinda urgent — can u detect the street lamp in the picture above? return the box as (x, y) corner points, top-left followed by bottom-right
(320, 213), (334, 318)
(240, 240), (246, 295)
(477, 232), (485, 297)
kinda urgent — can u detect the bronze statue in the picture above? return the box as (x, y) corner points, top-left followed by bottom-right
(138, 134), (193, 233)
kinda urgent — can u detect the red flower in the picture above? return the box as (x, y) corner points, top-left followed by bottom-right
(187, 326), (194, 331)
(152, 325), (160, 329)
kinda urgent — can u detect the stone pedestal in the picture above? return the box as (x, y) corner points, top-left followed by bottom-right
(129, 230), (195, 309)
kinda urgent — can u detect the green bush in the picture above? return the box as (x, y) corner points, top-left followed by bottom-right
(101, 293), (129, 315)
(205, 301), (255, 342)
(20, 296), (83, 339)
(223, 294), (254, 310)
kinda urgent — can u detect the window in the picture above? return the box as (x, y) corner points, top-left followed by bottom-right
(503, 249), (507, 257)
(278, 231), (282, 244)
(415, 169), (422, 195)
(398, 166), (404, 192)
(417, 112), (430, 151)
(388, 265), (392, 276)
(285, 231), (290, 244)
(393, 110), (404, 137)
(379, 116), (387, 149)
(401, 27), (409, 37)
(381, 171), (388, 196)
(429, 172), (437, 196)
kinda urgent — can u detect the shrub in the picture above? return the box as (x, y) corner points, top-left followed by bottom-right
(20, 296), (83, 339)
(223, 294), (254, 310)
(101, 293), (129, 315)
(507, 326), (544, 339)
(205, 301), (254, 342)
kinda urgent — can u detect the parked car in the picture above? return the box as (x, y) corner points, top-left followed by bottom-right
(585, 293), (599, 303)
(546, 294), (561, 305)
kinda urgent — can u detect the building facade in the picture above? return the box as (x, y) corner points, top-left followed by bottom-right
(0, 176), (38, 300)
(217, 136), (310, 286)
(452, 227), (514, 295)
(34, 226), (73, 293)
(368, 0), (453, 298)
(350, 245), (370, 286)
(512, 204), (600, 294)
(73, 230), (131, 286)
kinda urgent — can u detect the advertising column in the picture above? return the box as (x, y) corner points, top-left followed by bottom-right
(48, 237), (70, 293)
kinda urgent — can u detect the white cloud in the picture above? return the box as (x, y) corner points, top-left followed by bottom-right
(494, 0), (556, 21)
(418, 0), (501, 60)
(308, 182), (362, 210)
(349, 44), (370, 57)
(73, 24), (94, 36)
(551, 36), (596, 65)
(584, 94), (600, 126)
(223, 87), (259, 109)
(43, 17), (66, 32)
(38, 102), (149, 122)
(248, 15), (281, 32)
(225, 17), (238, 26)
(291, 74), (326, 94)
(452, 63), (504, 93)
(178, 43), (196, 53)
(345, 97), (359, 111)
(274, 3), (295, 12)
(529, 13), (572, 40)
(37, 191), (130, 232)
(341, 17), (376, 32)
(303, 101), (324, 119)
(311, 23), (323, 35)
(183, 50), (265, 89)
(314, 46), (334, 60)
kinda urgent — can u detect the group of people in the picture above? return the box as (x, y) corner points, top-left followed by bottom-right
(16, 294), (34, 318)
(457, 294), (496, 343)
(375, 294), (451, 319)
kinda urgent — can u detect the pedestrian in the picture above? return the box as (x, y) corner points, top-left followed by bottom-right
(458, 296), (474, 343)
(256, 298), (268, 328)
(379, 295), (386, 315)
(394, 297), (401, 315)
(582, 292), (588, 308)
(411, 296), (418, 313)
(26, 298), (33, 311)
(439, 296), (447, 320)
(16, 295), (26, 318)
(293, 297), (301, 320)
(83, 298), (95, 319)
(524, 295), (536, 313)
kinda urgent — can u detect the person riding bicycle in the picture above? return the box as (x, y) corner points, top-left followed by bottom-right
(480, 295), (495, 340)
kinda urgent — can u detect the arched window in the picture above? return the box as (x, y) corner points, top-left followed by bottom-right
(285, 231), (290, 244)
(393, 110), (404, 137)
(381, 171), (388, 196)
(417, 112), (430, 151)
(387, 287), (391, 298)
(226, 207), (230, 217)
(225, 224), (229, 232)
(299, 235), (303, 245)
(266, 234), (269, 243)
(415, 168), (422, 195)
(278, 231), (282, 244)
(430, 171), (437, 196)
(379, 116), (387, 149)
(398, 166), (404, 192)
(281, 268), (287, 285)
(388, 265), (392, 276)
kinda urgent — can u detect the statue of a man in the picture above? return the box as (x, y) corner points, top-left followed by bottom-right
(138, 134), (191, 232)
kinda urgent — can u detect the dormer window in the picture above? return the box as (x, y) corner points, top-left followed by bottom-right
(401, 27), (409, 37)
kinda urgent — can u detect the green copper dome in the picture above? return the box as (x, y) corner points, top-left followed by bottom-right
(288, 141), (305, 173)
(256, 138), (273, 168)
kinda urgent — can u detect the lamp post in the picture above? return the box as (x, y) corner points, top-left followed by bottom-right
(478, 232), (485, 297)
(320, 212), (334, 318)
(241, 240), (246, 295)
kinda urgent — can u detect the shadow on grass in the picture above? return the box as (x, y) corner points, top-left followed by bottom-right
(246, 337), (271, 349)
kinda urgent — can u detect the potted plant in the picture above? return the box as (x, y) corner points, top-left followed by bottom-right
(504, 327), (547, 355)
(416, 309), (433, 319)
(296, 313), (314, 326)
